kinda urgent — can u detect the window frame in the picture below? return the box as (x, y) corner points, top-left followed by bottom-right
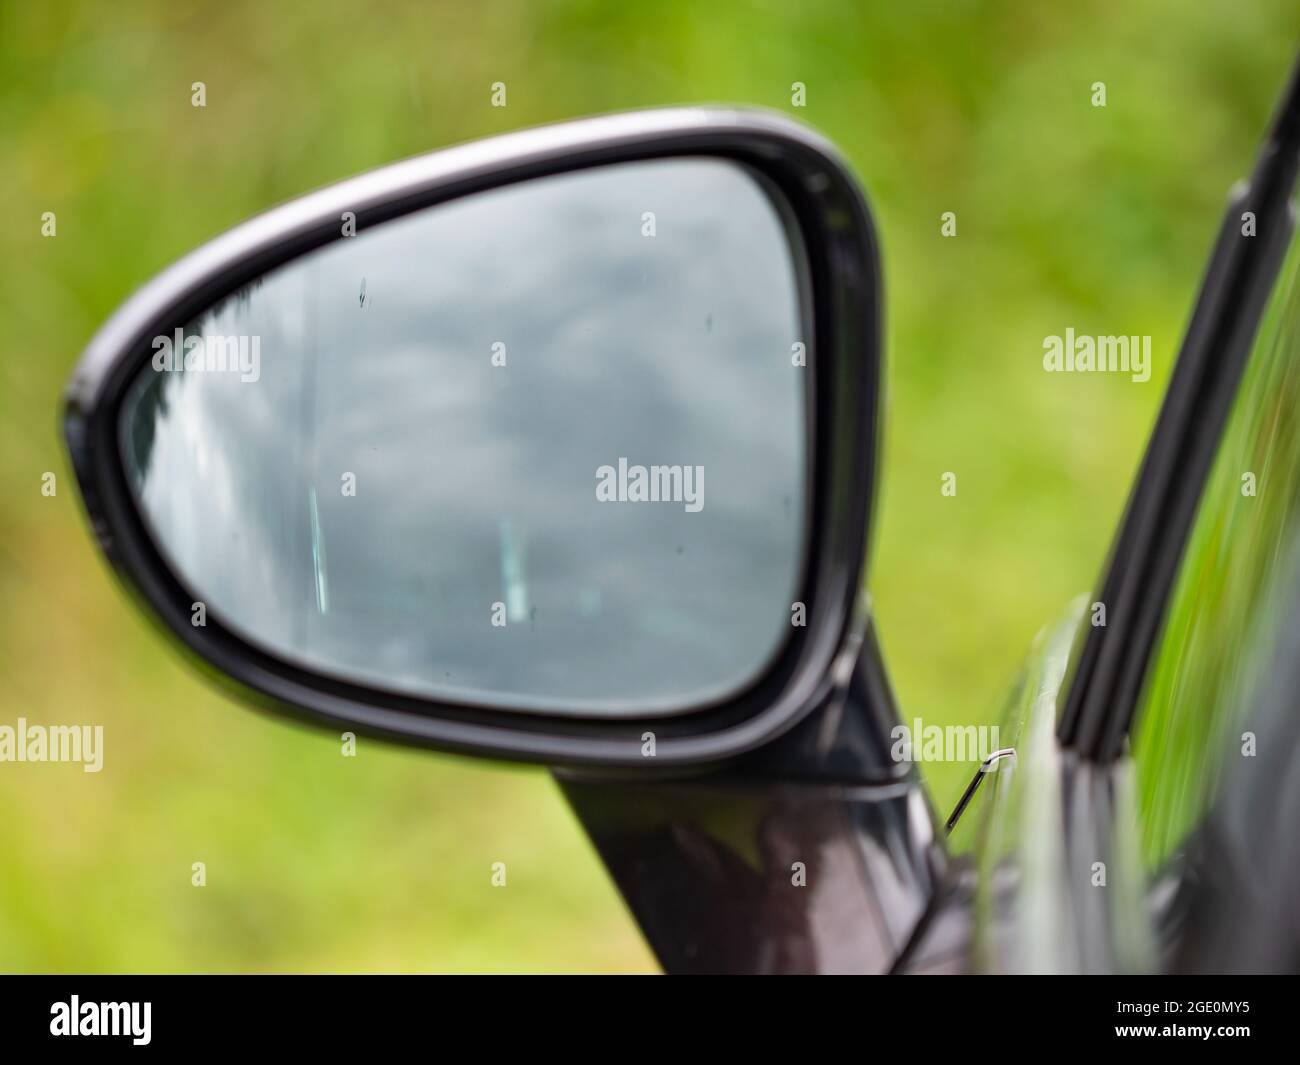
(1056, 57), (1300, 762)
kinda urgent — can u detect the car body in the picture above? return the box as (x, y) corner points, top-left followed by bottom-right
(63, 50), (1300, 975)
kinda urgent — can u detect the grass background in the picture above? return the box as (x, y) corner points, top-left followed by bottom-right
(1, 0), (1297, 972)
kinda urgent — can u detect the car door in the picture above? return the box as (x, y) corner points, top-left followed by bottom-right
(958, 53), (1300, 974)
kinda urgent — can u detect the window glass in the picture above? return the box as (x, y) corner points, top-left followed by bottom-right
(1133, 214), (1300, 868)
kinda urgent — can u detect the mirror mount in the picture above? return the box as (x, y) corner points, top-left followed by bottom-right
(555, 621), (943, 974)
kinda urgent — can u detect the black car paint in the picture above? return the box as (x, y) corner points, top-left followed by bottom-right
(1166, 562), (1300, 972)
(558, 624), (944, 974)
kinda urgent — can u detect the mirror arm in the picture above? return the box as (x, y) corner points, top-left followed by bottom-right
(555, 620), (946, 973)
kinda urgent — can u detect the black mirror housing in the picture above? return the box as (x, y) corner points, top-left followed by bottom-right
(63, 108), (883, 768)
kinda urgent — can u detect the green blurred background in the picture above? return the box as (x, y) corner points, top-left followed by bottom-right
(1, 1), (1297, 972)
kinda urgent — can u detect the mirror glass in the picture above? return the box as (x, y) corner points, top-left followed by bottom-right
(120, 158), (809, 716)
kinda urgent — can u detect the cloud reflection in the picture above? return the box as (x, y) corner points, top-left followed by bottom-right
(122, 158), (808, 716)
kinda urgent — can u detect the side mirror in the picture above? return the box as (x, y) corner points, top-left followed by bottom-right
(63, 109), (881, 767)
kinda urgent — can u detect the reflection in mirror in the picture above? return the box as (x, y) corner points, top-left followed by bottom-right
(121, 158), (809, 716)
